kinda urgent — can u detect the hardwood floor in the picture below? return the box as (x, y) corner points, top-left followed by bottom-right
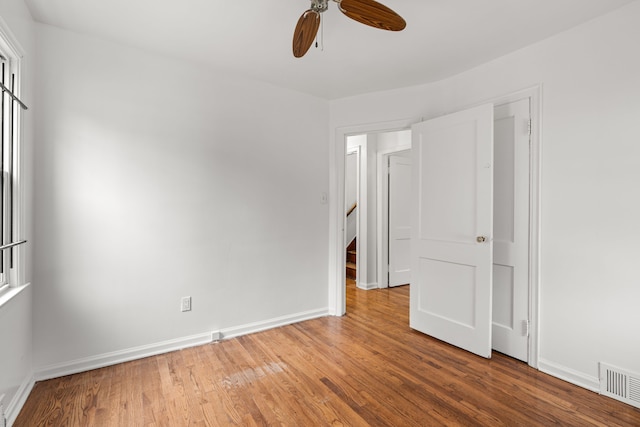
(15, 281), (640, 426)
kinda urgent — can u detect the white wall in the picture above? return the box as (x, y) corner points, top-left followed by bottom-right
(376, 130), (411, 154)
(330, 1), (640, 389)
(365, 136), (377, 286)
(0, 0), (35, 420)
(33, 24), (330, 369)
(345, 151), (357, 245)
(345, 152), (358, 212)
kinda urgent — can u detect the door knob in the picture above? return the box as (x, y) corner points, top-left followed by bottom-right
(476, 236), (487, 243)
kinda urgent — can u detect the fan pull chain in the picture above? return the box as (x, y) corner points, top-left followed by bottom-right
(315, 14), (324, 51)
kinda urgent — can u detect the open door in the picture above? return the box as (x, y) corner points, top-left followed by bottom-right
(388, 155), (412, 287)
(492, 98), (530, 361)
(410, 104), (494, 358)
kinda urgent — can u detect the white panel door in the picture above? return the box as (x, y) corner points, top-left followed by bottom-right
(389, 155), (412, 287)
(410, 104), (494, 358)
(492, 98), (530, 361)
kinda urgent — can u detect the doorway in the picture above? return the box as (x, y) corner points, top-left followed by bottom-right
(345, 148), (359, 284)
(332, 88), (540, 366)
(379, 149), (412, 288)
(344, 131), (412, 291)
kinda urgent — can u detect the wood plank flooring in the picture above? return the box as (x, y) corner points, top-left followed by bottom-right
(15, 281), (640, 426)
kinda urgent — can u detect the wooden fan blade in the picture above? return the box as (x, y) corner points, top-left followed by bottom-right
(293, 10), (321, 58)
(339, 0), (406, 31)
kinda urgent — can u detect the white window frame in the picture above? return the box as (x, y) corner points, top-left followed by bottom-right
(0, 17), (26, 295)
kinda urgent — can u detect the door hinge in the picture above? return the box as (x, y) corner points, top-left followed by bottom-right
(522, 320), (530, 337)
(527, 119), (532, 137)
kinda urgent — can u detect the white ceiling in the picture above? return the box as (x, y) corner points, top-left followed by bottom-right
(24, 0), (635, 99)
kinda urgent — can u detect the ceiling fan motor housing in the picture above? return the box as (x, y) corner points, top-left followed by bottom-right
(311, 0), (329, 13)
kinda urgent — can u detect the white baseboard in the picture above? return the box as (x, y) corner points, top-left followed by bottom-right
(357, 282), (378, 290)
(6, 373), (35, 427)
(34, 308), (329, 382)
(538, 358), (600, 393)
(35, 332), (214, 382)
(219, 308), (328, 340)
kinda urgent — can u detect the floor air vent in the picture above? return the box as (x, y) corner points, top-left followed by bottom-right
(599, 363), (640, 409)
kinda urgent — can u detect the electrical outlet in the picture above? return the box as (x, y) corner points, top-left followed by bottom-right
(181, 296), (191, 312)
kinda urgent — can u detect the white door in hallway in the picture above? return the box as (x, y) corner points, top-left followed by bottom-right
(388, 155), (412, 287)
(492, 98), (530, 362)
(410, 104), (494, 358)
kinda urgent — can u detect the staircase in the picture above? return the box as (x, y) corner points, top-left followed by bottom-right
(346, 238), (357, 280)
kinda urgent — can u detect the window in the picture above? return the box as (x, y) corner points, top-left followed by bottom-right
(0, 28), (27, 293)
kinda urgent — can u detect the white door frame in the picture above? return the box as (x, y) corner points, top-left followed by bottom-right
(489, 86), (542, 367)
(377, 147), (411, 289)
(328, 85), (541, 368)
(330, 119), (415, 316)
(345, 137), (372, 290)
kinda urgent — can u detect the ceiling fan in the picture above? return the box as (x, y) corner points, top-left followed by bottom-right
(292, 0), (406, 58)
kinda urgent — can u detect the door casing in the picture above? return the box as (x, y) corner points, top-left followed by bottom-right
(329, 86), (541, 368)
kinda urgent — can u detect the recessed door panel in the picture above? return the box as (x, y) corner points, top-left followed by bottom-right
(418, 258), (476, 328)
(419, 122), (477, 243)
(492, 264), (514, 329)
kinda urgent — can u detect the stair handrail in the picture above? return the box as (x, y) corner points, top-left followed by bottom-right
(346, 202), (357, 217)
